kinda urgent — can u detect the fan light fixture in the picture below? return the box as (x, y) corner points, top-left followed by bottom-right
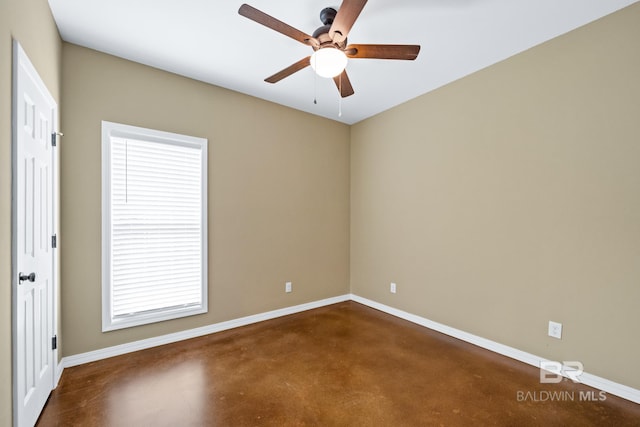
(310, 48), (348, 78)
(238, 2), (421, 98)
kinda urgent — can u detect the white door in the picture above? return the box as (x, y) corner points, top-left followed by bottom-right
(12, 40), (58, 427)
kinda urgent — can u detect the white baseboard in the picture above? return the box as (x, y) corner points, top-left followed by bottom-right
(59, 292), (639, 405)
(61, 294), (350, 368)
(350, 294), (640, 405)
(54, 360), (64, 387)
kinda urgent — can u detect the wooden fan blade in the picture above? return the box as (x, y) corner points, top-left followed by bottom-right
(239, 4), (318, 47)
(333, 70), (355, 98)
(265, 57), (311, 83)
(345, 44), (421, 60)
(329, 0), (368, 44)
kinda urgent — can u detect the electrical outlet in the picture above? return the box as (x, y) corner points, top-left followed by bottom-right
(390, 282), (397, 294)
(548, 321), (562, 339)
(285, 281), (292, 293)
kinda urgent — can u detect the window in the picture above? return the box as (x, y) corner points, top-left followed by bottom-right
(102, 121), (207, 331)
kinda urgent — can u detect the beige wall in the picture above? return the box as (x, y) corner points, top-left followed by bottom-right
(0, 0), (61, 424)
(351, 3), (640, 390)
(60, 43), (351, 356)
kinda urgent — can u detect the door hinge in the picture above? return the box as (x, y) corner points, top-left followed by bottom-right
(52, 335), (57, 350)
(51, 131), (63, 147)
(52, 234), (57, 249)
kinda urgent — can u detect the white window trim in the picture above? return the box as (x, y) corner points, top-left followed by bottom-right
(101, 121), (208, 332)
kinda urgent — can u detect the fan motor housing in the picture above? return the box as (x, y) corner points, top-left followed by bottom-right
(313, 7), (346, 49)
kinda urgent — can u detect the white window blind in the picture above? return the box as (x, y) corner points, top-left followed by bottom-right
(102, 121), (207, 331)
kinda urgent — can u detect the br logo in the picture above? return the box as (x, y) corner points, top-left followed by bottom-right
(539, 361), (584, 383)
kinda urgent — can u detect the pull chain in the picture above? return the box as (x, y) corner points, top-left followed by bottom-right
(313, 55), (318, 105)
(338, 73), (342, 117)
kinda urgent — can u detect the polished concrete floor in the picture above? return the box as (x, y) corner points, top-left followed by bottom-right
(37, 302), (640, 426)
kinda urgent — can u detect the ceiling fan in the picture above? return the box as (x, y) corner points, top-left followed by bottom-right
(238, 0), (420, 98)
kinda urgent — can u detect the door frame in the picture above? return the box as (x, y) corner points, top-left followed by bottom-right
(11, 39), (60, 427)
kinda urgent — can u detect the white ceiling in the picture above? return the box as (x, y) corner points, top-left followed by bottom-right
(48, 0), (637, 125)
